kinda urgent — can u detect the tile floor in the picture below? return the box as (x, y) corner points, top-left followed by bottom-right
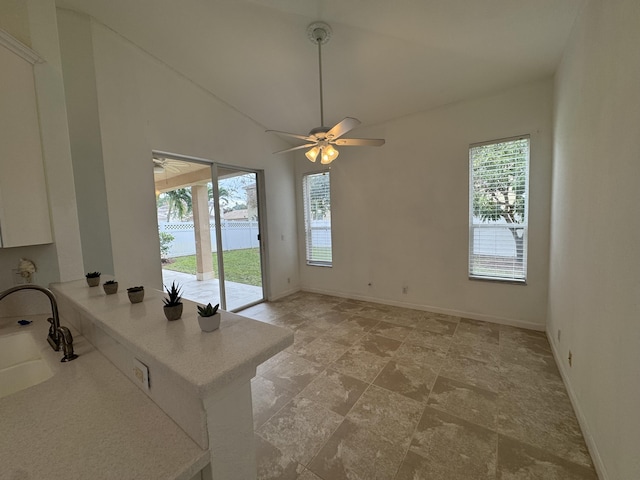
(240, 292), (598, 480)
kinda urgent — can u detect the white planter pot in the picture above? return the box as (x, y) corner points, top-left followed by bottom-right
(198, 312), (221, 332)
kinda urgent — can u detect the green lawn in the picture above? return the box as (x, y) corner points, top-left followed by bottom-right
(163, 248), (262, 286)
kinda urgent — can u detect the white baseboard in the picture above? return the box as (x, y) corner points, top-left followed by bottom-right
(268, 287), (301, 302)
(299, 286), (545, 331)
(546, 330), (608, 480)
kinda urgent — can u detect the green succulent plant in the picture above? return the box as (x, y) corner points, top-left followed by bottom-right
(127, 286), (144, 292)
(85, 271), (101, 278)
(104, 280), (117, 285)
(163, 281), (183, 307)
(197, 303), (219, 317)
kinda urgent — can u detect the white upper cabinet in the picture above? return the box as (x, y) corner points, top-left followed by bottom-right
(0, 32), (52, 248)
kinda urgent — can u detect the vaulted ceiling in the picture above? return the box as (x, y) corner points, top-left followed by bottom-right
(56, 0), (584, 137)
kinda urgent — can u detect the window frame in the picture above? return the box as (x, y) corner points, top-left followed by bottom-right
(468, 134), (530, 284)
(302, 171), (333, 267)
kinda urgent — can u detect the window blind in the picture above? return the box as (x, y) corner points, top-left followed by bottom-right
(303, 172), (332, 266)
(469, 136), (530, 282)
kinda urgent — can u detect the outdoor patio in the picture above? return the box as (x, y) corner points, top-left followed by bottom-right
(162, 269), (263, 311)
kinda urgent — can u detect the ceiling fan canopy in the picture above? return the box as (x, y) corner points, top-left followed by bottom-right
(267, 22), (385, 164)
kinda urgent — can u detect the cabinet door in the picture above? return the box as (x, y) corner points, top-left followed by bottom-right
(0, 43), (52, 247)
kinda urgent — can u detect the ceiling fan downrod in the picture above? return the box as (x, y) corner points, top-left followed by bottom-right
(308, 22), (332, 129)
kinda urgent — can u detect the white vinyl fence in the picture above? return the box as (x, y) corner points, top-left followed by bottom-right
(159, 221), (259, 257)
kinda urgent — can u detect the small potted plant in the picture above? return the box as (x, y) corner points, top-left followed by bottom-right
(127, 286), (144, 304)
(163, 281), (183, 321)
(197, 303), (220, 332)
(85, 271), (101, 287)
(103, 280), (119, 295)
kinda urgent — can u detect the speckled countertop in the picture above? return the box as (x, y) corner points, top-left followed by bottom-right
(50, 280), (293, 398)
(0, 315), (209, 480)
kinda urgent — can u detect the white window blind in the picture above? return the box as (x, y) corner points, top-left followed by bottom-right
(303, 172), (332, 266)
(469, 135), (530, 282)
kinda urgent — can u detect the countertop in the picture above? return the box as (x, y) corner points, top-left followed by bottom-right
(0, 315), (210, 480)
(50, 280), (293, 398)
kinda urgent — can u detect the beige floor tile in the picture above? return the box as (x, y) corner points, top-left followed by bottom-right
(251, 293), (598, 480)
(296, 469), (323, 480)
(407, 406), (498, 479)
(347, 384), (423, 449)
(454, 317), (500, 347)
(257, 350), (292, 376)
(308, 418), (406, 480)
(498, 382), (592, 467)
(296, 336), (350, 366)
(255, 433), (304, 480)
(262, 354), (324, 394)
(257, 397), (343, 465)
(403, 327), (453, 350)
(331, 348), (391, 383)
(368, 320), (414, 342)
(299, 368), (368, 415)
(415, 315), (459, 335)
(427, 376), (498, 429)
(497, 435), (598, 479)
(373, 360), (439, 403)
(440, 349), (503, 392)
(352, 333), (402, 357)
(252, 375), (295, 429)
(393, 343), (447, 367)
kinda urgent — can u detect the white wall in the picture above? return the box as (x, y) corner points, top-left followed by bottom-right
(56, 13), (300, 297)
(0, 0), (83, 317)
(297, 80), (553, 329)
(57, 10), (114, 276)
(549, 1), (640, 478)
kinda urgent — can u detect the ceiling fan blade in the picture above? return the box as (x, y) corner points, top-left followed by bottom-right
(273, 143), (317, 155)
(334, 138), (385, 147)
(266, 130), (315, 142)
(326, 117), (361, 140)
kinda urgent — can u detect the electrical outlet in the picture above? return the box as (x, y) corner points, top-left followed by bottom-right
(568, 351), (572, 367)
(287, 277), (290, 284)
(133, 358), (150, 391)
(402, 286), (408, 294)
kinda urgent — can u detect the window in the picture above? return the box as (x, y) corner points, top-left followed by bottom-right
(302, 172), (332, 266)
(469, 135), (530, 282)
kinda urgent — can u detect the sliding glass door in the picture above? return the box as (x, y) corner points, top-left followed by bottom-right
(155, 153), (265, 311)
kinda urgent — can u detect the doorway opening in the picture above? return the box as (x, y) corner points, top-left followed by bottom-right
(153, 153), (266, 311)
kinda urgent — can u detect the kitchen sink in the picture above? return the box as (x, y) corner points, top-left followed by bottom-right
(0, 332), (53, 399)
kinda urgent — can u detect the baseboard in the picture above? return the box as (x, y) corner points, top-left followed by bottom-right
(546, 330), (608, 480)
(299, 286), (545, 331)
(268, 286), (301, 302)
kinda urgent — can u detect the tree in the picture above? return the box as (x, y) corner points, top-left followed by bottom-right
(164, 188), (192, 221)
(307, 173), (330, 220)
(471, 138), (528, 264)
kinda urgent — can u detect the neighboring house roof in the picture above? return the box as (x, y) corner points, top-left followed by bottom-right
(223, 209), (248, 220)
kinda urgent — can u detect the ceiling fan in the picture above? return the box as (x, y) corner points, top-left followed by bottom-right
(153, 156), (184, 175)
(267, 22), (385, 164)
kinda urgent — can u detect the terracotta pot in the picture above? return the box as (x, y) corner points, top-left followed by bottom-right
(164, 303), (183, 321)
(86, 276), (100, 287)
(103, 282), (118, 295)
(198, 312), (221, 332)
(128, 290), (144, 304)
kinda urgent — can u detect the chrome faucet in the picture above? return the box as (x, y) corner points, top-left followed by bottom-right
(0, 285), (78, 362)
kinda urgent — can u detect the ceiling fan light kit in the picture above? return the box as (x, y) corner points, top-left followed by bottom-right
(267, 22), (385, 164)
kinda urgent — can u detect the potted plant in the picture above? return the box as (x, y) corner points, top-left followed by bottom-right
(85, 271), (101, 287)
(197, 303), (221, 332)
(103, 280), (119, 295)
(163, 282), (183, 321)
(127, 286), (145, 304)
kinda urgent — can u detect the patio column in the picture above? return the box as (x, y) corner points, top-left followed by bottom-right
(191, 184), (214, 281)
